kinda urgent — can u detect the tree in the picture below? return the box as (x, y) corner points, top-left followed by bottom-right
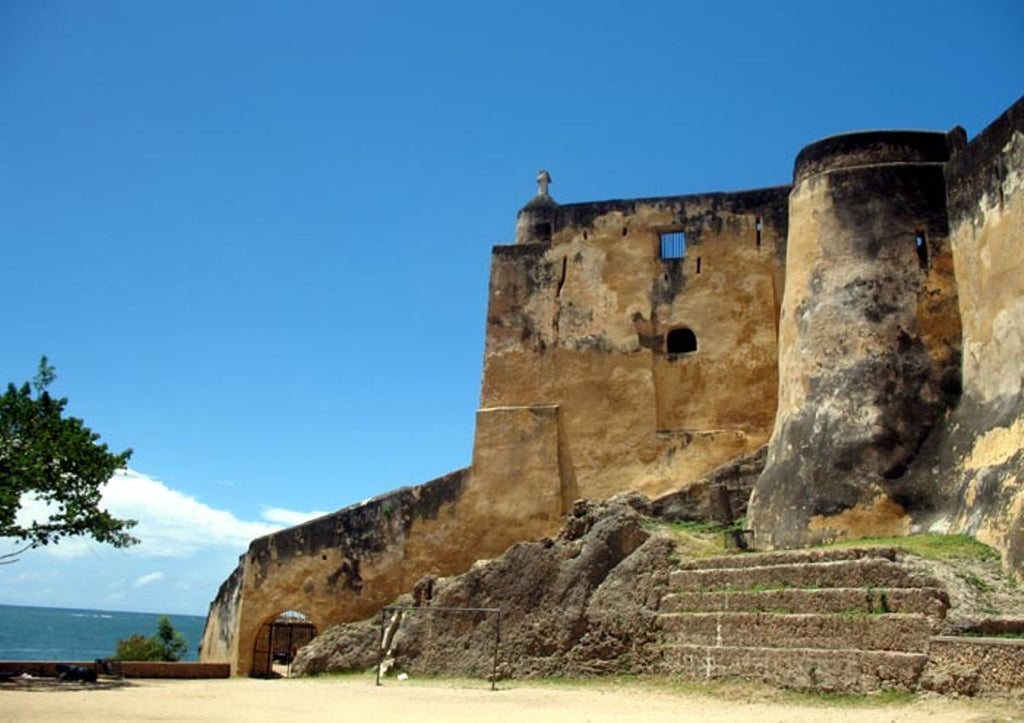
(0, 356), (137, 563)
(114, 615), (188, 661)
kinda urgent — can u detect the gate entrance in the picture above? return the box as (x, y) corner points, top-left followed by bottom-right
(250, 610), (317, 678)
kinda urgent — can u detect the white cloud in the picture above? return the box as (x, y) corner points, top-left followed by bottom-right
(6, 570), (59, 585)
(5, 468), (328, 560)
(0, 468), (333, 613)
(102, 469), (281, 557)
(260, 506), (328, 527)
(132, 571), (164, 589)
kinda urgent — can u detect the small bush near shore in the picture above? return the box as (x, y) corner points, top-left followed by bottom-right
(114, 615), (187, 661)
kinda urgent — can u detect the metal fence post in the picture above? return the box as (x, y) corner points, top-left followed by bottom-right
(375, 606), (386, 686)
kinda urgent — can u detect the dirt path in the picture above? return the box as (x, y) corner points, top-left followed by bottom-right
(1, 676), (1020, 723)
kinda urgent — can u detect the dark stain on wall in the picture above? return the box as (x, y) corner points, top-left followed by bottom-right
(794, 130), (951, 183)
(553, 186), (791, 241)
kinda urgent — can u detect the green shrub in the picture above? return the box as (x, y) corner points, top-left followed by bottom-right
(114, 615), (187, 661)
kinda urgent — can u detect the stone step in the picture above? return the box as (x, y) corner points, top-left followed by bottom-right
(669, 557), (937, 592)
(661, 586), (948, 617)
(658, 611), (938, 652)
(656, 644), (928, 693)
(920, 636), (1024, 696)
(675, 546), (897, 571)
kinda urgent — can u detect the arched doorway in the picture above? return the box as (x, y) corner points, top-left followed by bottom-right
(250, 610), (317, 678)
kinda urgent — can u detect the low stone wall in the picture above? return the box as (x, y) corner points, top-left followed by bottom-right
(658, 646), (928, 693)
(649, 446), (765, 524)
(0, 660), (230, 679)
(661, 612), (937, 653)
(920, 637), (1024, 695)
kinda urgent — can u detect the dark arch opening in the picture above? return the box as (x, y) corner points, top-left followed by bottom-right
(667, 327), (698, 355)
(251, 610), (317, 678)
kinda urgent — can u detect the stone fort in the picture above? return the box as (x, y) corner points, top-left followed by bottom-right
(201, 97), (1023, 676)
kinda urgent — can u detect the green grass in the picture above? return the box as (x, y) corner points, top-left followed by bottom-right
(958, 570), (994, 593)
(667, 520), (730, 535)
(781, 688), (916, 707)
(645, 520), (726, 560)
(694, 583), (788, 594)
(302, 668), (379, 680)
(818, 533), (1000, 563)
(662, 526), (1003, 571)
(957, 630), (1024, 639)
(400, 673), (922, 707)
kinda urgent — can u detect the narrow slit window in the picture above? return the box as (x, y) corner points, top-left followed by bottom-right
(667, 327), (697, 354)
(660, 231), (686, 259)
(696, 257), (702, 274)
(915, 233), (929, 270)
(755, 217), (762, 248)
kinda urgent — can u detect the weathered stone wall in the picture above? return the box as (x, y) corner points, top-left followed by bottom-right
(198, 561), (243, 663)
(909, 97), (1024, 576)
(648, 445), (765, 524)
(483, 188), (788, 504)
(201, 469), (471, 675)
(749, 131), (963, 548)
(920, 637), (1024, 695)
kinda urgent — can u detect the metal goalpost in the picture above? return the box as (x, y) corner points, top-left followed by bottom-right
(375, 605), (502, 691)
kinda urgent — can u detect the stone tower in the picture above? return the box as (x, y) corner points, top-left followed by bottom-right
(749, 131), (963, 547)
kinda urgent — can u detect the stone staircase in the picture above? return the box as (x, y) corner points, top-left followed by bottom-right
(655, 547), (951, 693)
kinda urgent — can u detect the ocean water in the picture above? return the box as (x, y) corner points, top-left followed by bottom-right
(0, 604), (207, 662)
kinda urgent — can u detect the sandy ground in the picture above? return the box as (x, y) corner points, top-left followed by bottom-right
(1, 676), (1021, 723)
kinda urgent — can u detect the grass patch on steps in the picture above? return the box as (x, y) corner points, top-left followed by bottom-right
(818, 534), (1000, 563)
(647, 521), (726, 561)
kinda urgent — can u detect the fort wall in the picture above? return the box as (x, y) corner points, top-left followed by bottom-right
(201, 469), (471, 675)
(486, 188), (789, 502)
(203, 96), (1024, 674)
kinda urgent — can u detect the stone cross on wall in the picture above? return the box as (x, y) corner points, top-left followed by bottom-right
(537, 169), (551, 198)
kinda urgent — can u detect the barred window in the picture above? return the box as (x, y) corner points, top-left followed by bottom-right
(660, 231), (686, 259)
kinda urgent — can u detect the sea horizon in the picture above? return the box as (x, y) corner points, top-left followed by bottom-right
(0, 603), (208, 662)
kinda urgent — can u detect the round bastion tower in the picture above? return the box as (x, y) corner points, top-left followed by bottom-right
(749, 130), (963, 548)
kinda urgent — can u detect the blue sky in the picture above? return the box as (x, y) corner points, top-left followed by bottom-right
(1, 1), (1021, 616)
